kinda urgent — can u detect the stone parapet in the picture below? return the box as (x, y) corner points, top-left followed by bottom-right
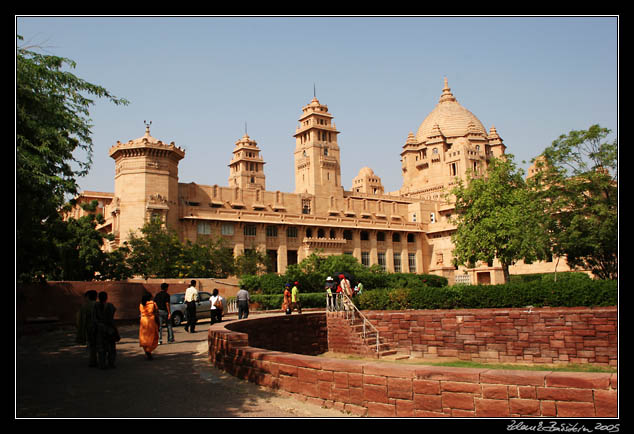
(207, 312), (618, 418)
(360, 307), (618, 367)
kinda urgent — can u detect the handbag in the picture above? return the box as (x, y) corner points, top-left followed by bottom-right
(213, 297), (223, 311)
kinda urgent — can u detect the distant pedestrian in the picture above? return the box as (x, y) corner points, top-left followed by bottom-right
(338, 274), (353, 298)
(77, 290), (98, 367)
(139, 292), (159, 360)
(154, 283), (174, 344)
(210, 288), (223, 324)
(184, 280), (198, 333)
(291, 281), (302, 314)
(236, 286), (251, 319)
(325, 276), (335, 310)
(282, 284), (292, 314)
(76, 289), (97, 345)
(94, 291), (118, 369)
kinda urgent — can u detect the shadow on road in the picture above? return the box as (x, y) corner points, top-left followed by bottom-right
(16, 321), (351, 418)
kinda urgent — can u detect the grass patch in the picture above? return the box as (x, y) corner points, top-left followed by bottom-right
(319, 351), (616, 373)
(418, 359), (616, 373)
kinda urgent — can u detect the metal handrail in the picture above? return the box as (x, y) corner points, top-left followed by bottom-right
(326, 292), (381, 354)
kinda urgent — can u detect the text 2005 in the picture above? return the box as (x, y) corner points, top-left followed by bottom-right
(595, 423), (619, 433)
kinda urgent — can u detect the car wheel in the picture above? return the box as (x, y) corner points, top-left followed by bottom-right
(172, 312), (183, 326)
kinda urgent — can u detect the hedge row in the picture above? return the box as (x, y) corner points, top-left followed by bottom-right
(239, 271), (448, 295)
(248, 292), (328, 311)
(356, 279), (617, 311)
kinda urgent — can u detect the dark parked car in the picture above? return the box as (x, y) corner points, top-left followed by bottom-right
(169, 292), (212, 326)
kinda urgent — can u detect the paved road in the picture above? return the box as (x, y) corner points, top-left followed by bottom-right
(16, 317), (353, 419)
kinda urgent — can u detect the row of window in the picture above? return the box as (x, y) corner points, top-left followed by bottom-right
(367, 251), (417, 272)
(198, 222), (418, 243)
(199, 222), (417, 271)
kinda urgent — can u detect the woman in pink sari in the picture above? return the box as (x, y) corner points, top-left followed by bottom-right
(139, 292), (159, 360)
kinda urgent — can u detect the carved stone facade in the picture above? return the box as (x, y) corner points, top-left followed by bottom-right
(72, 79), (573, 283)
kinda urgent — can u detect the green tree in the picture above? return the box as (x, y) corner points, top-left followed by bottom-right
(529, 125), (617, 279)
(46, 200), (113, 281)
(125, 217), (184, 278)
(16, 36), (128, 282)
(234, 248), (270, 277)
(181, 238), (235, 278)
(450, 155), (549, 282)
(100, 245), (134, 281)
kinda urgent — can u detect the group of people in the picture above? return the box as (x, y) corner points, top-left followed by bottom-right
(282, 281), (302, 314)
(325, 274), (363, 297)
(76, 290), (119, 369)
(182, 280), (226, 333)
(78, 276), (364, 365)
(324, 274), (363, 311)
(77, 280), (231, 365)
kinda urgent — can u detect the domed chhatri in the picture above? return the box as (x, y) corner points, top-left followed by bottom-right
(416, 77), (487, 142)
(399, 78), (505, 199)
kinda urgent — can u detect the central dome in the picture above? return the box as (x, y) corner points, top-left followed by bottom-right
(415, 78), (487, 142)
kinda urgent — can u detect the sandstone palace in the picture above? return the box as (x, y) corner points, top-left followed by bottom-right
(68, 79), (567, 285)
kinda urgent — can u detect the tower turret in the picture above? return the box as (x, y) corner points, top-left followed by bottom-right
(228, 131), (266, 190)
(293, 95), (343, 198)
(108, 122), (185, 244)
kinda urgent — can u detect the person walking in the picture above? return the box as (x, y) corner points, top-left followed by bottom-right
(291, 281), (302, 314)
(236, 286), (251, 319)
(338, 274), (354, 311)
(184, 280), (198, 333)
(76, 290), (98, 367)
(282, 284), (292, 314)
(325, 276), (335, 311)
(94, 291), (118, 369)
(139, 292), (159, 360)
(210, 288), (223, 324)
(154, 283), (174, 344)
(338, 274), (353, 298)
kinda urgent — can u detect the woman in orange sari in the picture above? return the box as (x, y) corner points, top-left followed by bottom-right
(139, 292), (159, 360)
(282, 283), (292, 314)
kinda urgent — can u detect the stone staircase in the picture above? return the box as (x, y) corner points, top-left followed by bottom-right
(346, 311), (397, 359)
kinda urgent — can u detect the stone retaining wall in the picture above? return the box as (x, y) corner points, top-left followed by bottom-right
(325, 307), (617, 366)
(207, 312), (618, 418)
(358, 307), (617, 367)
(17, 278), (239, 327)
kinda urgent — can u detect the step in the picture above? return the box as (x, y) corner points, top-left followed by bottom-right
(378, 350), (398, 357)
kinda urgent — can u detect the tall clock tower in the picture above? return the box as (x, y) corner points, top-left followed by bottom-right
(293, 96), (343, 199)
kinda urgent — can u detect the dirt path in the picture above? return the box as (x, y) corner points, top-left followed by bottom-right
(16, 320), (354, 418)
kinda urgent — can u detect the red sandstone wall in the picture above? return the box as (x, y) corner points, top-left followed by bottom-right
(17, 281), (188, 325)
(327, 312), (379, 358)
(207, 314), (618, 418)
(358, 307), (617, 367)
(224, 314), (328, 356)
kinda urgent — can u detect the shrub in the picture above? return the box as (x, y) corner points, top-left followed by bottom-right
(250, 292), (328, 310)
(356, 279), (617, 311)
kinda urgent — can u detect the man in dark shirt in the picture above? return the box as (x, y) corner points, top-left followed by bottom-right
(154, 283), (174, 344)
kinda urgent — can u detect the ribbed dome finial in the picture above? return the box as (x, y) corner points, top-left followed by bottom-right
(439, 77), (456, 103)
(415, 78), (486, 142)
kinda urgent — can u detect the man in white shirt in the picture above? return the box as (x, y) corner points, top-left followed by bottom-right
(184, 280), (198, 333)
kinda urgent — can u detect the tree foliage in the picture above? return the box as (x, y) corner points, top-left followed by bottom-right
(528, 125), (617, 279)
(233, 248), (270, 277)
(450, 155), (550, 282)
(16, 36), (128, 282)
(123, 217), (236, 279)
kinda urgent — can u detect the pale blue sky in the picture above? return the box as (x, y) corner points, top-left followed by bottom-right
(16, 16), (618, 194)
